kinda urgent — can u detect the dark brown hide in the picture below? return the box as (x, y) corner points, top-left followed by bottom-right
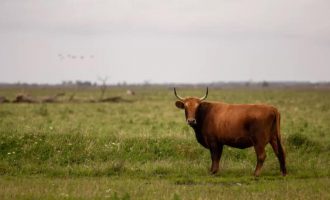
(175, 93), (286, 177)
(13, 94), (37, 103)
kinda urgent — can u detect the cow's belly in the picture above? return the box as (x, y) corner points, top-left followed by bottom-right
(223, 137), (254, 149)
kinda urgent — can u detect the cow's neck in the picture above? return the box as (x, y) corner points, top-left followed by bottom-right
(191, 102), (212, 148)
(192, 125), (207, 148)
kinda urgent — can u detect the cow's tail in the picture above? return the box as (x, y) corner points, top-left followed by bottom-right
(272, 109), (287, 176)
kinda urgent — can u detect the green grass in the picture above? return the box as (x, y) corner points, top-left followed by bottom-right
(0, 87), (330, 199)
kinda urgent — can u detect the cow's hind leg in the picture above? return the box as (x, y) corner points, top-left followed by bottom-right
(270, 138), (287, 176)
(253, 145), (266, 177)
(209, 144), (223, 174)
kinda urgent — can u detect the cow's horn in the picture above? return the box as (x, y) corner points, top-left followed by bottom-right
(199, 87), (208, 101)
(174, 88), (184, 100)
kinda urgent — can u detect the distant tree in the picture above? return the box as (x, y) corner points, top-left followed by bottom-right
(262, 81), (269, 87)
(75, 80), (92, 87)
(98, 76), (108, 100)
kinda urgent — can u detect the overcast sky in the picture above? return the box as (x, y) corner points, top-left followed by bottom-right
(0, 0), (329, 84)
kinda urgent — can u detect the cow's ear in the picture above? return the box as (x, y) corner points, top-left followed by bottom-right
(175, 101), (184, 109)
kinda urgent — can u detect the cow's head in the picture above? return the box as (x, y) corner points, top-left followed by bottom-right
(174, 87), (208, 126)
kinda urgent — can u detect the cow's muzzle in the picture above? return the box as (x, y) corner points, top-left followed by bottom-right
(187, 118), (197, 126)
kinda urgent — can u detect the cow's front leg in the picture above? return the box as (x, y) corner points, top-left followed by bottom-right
(209, 144), (223, 174)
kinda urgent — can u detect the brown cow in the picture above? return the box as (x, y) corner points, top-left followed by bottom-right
(174, 88), (286, 176)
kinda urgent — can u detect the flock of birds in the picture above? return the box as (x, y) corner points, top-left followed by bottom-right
(57, 54), (95, 60)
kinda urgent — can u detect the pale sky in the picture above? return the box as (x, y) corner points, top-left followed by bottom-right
(0, 0), (329, 84)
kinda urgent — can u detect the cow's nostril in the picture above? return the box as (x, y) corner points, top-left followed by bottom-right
(187, 118), (197, 124)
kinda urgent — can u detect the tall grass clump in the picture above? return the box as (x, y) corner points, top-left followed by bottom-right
(286, 133), (323, 153)
(35, 104), (49, 116)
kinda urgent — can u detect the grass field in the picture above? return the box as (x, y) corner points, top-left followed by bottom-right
(0, 86), (329, 199)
